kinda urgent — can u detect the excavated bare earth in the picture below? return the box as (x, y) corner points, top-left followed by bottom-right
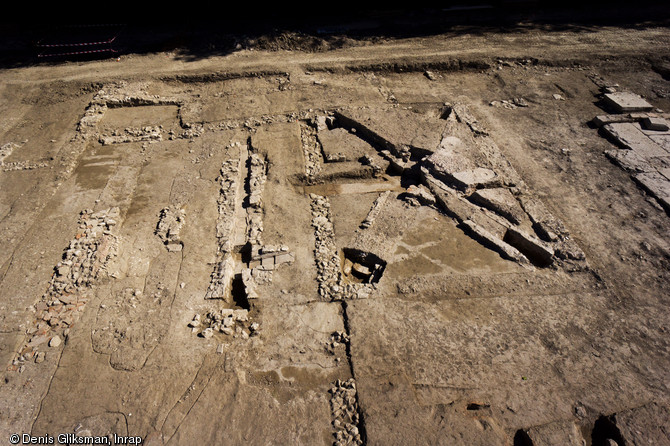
(0, 24), (669, 446)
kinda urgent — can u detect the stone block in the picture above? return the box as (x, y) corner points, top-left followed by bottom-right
(525, 420), (583, 446)
(404, 184), (436, 206)
(260, 245), (277, 254)
(261, 256), (275, 270)
(592, 114), (636, 127)
(451, 168), (500, 191)
(633, 171), (670, 211)
(641, 116), (669, 131)
(605, 149), (654, 173)
(470, 187), (525, 224)
(232, 309), (249, 322)
(648, 133), (670, 153)
(423, 170), (477, 220)
(601, 123), (668, 158)
(503, 227), (555, 267)
(166, 243), (183, 252)
(460, 219), (531, 267)
(603, 92), (654, 113)
(352, 263), (371, 276)
(274, 253), (294, 265)
(424, 136), (475, 176)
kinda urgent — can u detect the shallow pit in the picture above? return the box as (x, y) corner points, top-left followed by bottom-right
(341, 248), (386, 284)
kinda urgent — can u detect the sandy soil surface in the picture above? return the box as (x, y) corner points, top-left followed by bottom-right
(0, 16), (669, 446)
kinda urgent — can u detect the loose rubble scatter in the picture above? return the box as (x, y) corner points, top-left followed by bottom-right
(327, 331), (350, 354)
(11, 208), (119, 370)
(155, 206), (186, 251)
(48, 208), (119, 296)
(188, 308), (256, 339)
(2, 160), (50, 171)
(0, 142), (47, 171)
(330, 379), (363, 446)
(489, 97), (529, 109)
(401, 184), (436, 207)
(0, 142), (18, 163)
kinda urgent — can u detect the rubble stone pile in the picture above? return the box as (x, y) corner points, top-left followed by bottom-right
(330, 378), (363, 446)
(47, 208), (119, 305)
(301, 122), (323, 178)
(155, 206), (186, 252)
(216, 158), (241, 252)
(188, 308), (257, 339)
(205, 158), (242, 301)
(247, 152), (267, 246)
(0, 142), (18, 164)
(99, 126), (163, 145)
(310, 194), (342, 300)
(12, 208), (119, 370)
(0, 141), (49, 171)
(327, 330), (350, 354)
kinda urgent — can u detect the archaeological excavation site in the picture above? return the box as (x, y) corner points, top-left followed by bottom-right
(0, 6), (669, 446)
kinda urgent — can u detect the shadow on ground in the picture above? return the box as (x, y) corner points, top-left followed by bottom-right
(1, 2), (669, 68)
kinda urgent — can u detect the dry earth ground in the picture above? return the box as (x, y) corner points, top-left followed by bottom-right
(0, 22), (669, 446)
